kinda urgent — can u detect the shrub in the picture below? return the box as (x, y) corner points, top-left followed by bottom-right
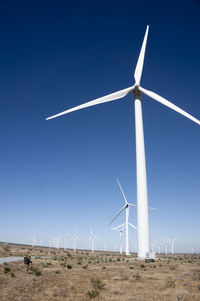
(86, 290), (99, 299)
(165, 280), (175, 288)
(55, 270), (60, 274)
(60, 262), (66, 267)
(129, 266), (134, 269)
(42, 262), (51, 268)
(102, 266), (106, 270)
(4, 267), (11, 274)
(10, 272), (15, 278)
(77, 261), (82, 265)
(133, 273), (141, 280)
(150, 259), (155, 262)
(67, 264), (72, 269)
(30, 266), (42, 276)
(140, 264), (145, 268)
(91, 278), (105, 290)
(83, 265), (88, 269)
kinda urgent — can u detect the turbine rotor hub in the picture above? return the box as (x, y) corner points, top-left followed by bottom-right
(134, 86), (141, 98)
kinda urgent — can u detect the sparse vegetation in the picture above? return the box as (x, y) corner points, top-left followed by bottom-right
(91, 278), (105, 290)
(0, 243), (200, 301)
(55, 270), (60, 274)
(86, 289), (99, 298)
(30, 266), (42, 276)
(42, 262), (51, 268)
(4, 267), (11, 274)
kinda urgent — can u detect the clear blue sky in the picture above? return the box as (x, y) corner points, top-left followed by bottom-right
(0, 0), (200, 253)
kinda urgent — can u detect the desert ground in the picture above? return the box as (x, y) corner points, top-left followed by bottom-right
(0, 242), (200, 301)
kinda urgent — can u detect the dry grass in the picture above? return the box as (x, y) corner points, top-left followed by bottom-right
(0, 242), (200, 301)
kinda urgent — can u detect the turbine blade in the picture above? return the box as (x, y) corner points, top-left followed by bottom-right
(46, 86), (134, 120)
(116, 178), (128, 204)
(111, 223), (126, 231)
(139, 87), (200, 126)
(129, 222), (137, 230)
(127, 203), (137, 207)
(134, 25), (149, 85)
(109, 205), (126, 226)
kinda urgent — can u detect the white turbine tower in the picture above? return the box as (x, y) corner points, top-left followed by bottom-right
(46, 26), (200, 259)
(71, 231), (79, 252)
(162, 239), (168, 255)
(64, 235), (68, 251)
(109, 178), (137, 256)
(111, 225), (125, 254)
(167, 238), (177, 254)
(89, 228), (97, 253)
(32, 234), (37, 248)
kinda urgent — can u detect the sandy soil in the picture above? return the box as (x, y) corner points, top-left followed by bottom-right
(0, 242), (200, 301)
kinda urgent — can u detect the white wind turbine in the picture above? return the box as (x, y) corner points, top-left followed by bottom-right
(32, 234), (37, 248)
(109, 178), (137, 256)
(167, 238), (177, 255)
(162, 239), (168, 255)
(46, 26), (200, 259)
(88, 228), (97, 253)
(111, 225), (125, 254)
(64, 235), (68, 251)
(71, 231), (79, 252)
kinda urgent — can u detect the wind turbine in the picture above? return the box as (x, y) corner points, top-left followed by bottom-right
(89, 228), (97, 253)
(71, 231), (79, 252)
(32, 234), (37, 248)
(64, 235), (68, 251)
(167, 238), (177, 255)
(111, 225), (125, 254)
(46, 26), (200, 259)
(109, 178), (137, 256)
(162, 239), (168, 255)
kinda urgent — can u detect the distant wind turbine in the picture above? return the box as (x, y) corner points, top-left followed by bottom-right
(162, 239), (168, 255)
(64, 235), (68, 251)
(167, 238), (177, 254)
(89, 228), (97, 253)
(32, 234), (37, 248)
(111, 225), (125, 254)
(109, 178), (137, 256)
(71, 231), (79, 252)
(46, 26), (200, 259)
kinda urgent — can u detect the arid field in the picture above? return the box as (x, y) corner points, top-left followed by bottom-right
(0, 242), (200, 301)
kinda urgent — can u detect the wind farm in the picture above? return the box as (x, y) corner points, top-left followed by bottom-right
(0, 0), (200, 300)
(46, 25), (200, 259)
